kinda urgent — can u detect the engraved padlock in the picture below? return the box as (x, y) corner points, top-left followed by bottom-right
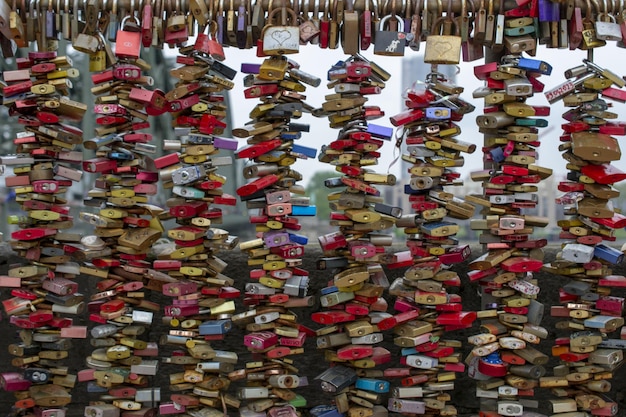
(425, 16), (462, 64)
(88, 42), (107, 72)
(581, 18), (607, 48)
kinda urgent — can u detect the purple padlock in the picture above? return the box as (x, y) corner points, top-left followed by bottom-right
(366, 123), (393, 140)
(241, 63), (262, 74)
(538, 0), (559, 22)
(213, 136), (239, 150)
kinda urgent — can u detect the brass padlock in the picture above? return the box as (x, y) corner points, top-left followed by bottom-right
(222, 0), (240, 47)
(425, 17), (462, 64)
(581, 18), (607, 49)
(258, 55), (289, 81)
(167, 11), (187, 32)
(571, 132), (620, 162)
(374, 15), (406, 56)
(9, 1), (26, 47)
(89, 48), (107, 72)
(73, 30), (101, 54)
(341, 3), (359, 55)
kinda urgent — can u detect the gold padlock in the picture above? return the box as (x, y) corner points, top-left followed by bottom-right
(425, 16), (462, 64)
(9, 5), (27, 47)
(258, 55), (289, 81)
(581, 18), (607, 49)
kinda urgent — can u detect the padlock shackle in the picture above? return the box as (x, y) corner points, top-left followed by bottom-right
(378, 13), (404, 30)
(430, 14), (458, 34)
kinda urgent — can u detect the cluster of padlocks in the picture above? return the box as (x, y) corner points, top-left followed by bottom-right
(75, 18), (169, 416)
(542, 59), (626, 417)
(383, 43), (479, 413)
(465, 53), (555, 416)
(0, 49), (85, 414)
(3, 0), (626, 416)
(232, 38), (320, 416)
(155, 26), (243, 415)
(313, 54), (398, 417)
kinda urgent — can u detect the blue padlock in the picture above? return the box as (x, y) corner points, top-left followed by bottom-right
(291, 144), (317, 158)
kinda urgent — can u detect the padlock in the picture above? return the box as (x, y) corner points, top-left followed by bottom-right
(340, 3), (359, 55)
(374, 15), (406, 56)
(195, 21), (226, 61)
(460, 0), (482, 60)
(581, 18), (607, 49)
(595, 13), (622, 41)
(89, 49), (107, 72)
(73, 31), (101, 54)
(9, 2), (26, 47)
(424, 17), (462, 64)
(164, 17), (190, 46)
(261, 7), (300, 55)
(360, 0), (374, 49)
(166, 10), (186, 33)
(116, 16), (142, 58)
(300, 13), (320, 43)
(259, 55), (289, 80)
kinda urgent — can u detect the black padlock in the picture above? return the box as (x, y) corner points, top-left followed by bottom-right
(374, 15), (405, 56)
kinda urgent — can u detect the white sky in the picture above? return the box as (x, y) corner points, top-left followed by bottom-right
(216, 45), (626, 187)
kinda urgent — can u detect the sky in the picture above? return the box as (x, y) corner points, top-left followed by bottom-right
(217, 44), (626, 187)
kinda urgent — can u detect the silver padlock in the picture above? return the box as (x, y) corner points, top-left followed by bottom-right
(504, 77), (533, 96)
(595, 12), (623, 41)
(497, 401), (523, 417)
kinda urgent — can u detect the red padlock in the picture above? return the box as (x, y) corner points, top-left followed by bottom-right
(116, 19), (142, 59)
(195, 21), (225, 61)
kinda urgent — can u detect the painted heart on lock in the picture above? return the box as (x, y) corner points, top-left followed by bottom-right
(433, 40), (453, 58)
(300, 25), (317, 39)
(270, 29), (293, 45)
